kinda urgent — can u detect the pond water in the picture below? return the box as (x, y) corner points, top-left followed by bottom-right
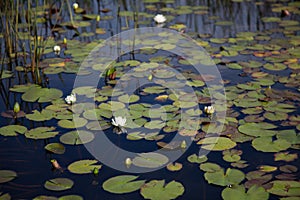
(0, 0), (300, 199)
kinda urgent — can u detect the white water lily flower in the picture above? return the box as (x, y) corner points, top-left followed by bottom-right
(73, 2), (79, 10)
(125, 158), (132, 166)
(204, 106), (215, 114)
(154, 14), (166, 24)
(112, 116), (126, 127)
(53, 45), (61, 55)
(65, 93), (76, 105)
(112, 116), (127, 134)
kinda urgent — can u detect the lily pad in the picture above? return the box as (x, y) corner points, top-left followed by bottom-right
(58, 195), (83, 200)
(0, 125), (27, 136)
(44, 143), (65, 154)
(202, 167), (245, 186)
(267, 180), (300, 197)
(187, 154), (208, 164)
(252, 136), (291, 152)
(140, 180), (184, 200)
(60, 130), (94, 145)
(0, 170), (17, 183)
(238, 122), (277, 137)
(222, 185), (269, 200)
(197, 137), (237, 151)
(44, 178), (73, 191)
(68, 160), (102, 174)
(26, 109), (55, 121)
(22, 87), (62, 103)
(166, 162), (182, 172)
(274, 152), (298, 162)
(0, 192), (11, 200)
(58, 117), (87, 129)
(132, 152), (169, 168)
(25, 127), (59, 139)
(102, 175), (145, 194)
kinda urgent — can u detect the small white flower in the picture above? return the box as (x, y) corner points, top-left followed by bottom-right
(154, 14), (166, 24)
(53, 45), (61, 55)
(125, 158), (132, 167)
(73, 2), (79, 10)
(204, 106), (215, 114)
(112, 116), (126, 127)
(65, 93), (76, 105)
(112, 116), (127, 134)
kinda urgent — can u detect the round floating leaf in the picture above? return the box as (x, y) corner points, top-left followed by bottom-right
(60, 130), (94, 145)
(44, 143), (65, 154)
(118, 94), (140, 103)
(0, 192), (11, 200)
(166, 162), (182, 172)
(200, 162), (222, 172)
(274, 152), (298, 162)
(132, 152), (169, 168)
(252, 136), (291, 152)
(33, 195), (57, 200)
(263, 112), (288, 121)
(140, 180), (184, 200)
(44, 178), (73, 191)
(58, 195), (83, 200)
(222, 185), (269, 200)
(22, 88), (62, 103)
(144, 120), (166, 130)
(238, 122), (277, 137)
(197, 137), (236, 151)
(267, 180), (300, 197)
(26, 109), (55, 121)
(187, 154), (208, 164)
(68, 160), (102, 174)
(0, 170), (17, 183)
(258, 165), (277, 172)
(204, 167), (245, 186)
(58, 117), (87, 129)
(25, 127), (59, 139)
(277, 130), (300, 145)
(102, 175), (145, 194)
(0, 125), (27, 136)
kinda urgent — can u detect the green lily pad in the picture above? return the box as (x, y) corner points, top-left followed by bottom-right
(44, 178), (73, 191)
(44, 143), (65, 154)
(201, 165), (245, 186)
(33, 195), (57, 200)
(132, 152), (169, 168)
(238, 122), (277, 137)
(25, 127), (59, 139)
(274, 152), (298, 162)
(197, 137), (237, 151)
(102, 175), (145, 194)
(263, 112), (288, 121)
(58, 195), (83, 200)
(0, 170), (17, 183)
(252, 136), (291, 152)
(0, 125), (27, 136)
(26, 109), (55, 121)
(277, 130), (300, 144)
(200, 162), (222, 172)
(0, 192), (11, 200)
(166, 162), (182, 172)
(140, 180), (184, 200)
(22, 87), (63, 103)
(144, 120), (166, 130)
(68, 160), (102, 174)
(0, 70), (13, 80)
(223, 149), (242, 162)
(222, 185), (269, 200)
(267, 180), (300, 197)
(58, 117), (87, 129)
(118, 94), (140, 103)
(187, 154), (208, 164)
(60, 130), (94, 145)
